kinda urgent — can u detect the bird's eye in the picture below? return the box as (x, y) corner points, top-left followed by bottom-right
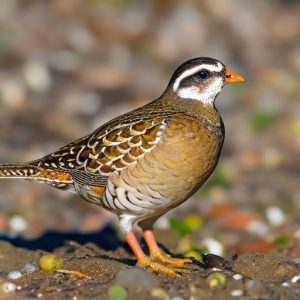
(197, 70), (210, 80)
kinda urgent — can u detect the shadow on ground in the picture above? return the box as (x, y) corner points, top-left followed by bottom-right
(0, 225), (125, 252)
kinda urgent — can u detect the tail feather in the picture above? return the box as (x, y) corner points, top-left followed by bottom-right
(0, 164), (40, 178)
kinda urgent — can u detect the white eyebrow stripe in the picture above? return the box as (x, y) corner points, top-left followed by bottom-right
(173, 62), (223, 91)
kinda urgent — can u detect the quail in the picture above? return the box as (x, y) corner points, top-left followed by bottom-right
(0, 57), (244, 275)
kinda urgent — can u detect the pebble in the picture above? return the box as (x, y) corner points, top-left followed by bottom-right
(23, 60), (52, 93)
(9, 215), (28, 233)
(291, 275), (300, 283)
(0, 78), (26, 108)
(1, 282), (17, 293)
(8, 271), (22, 280)
(232, 274), (243, 280)
(231, 289), (244, 297)
(172, 297), (184, 300)
(246, 220), (269, 236)
(39, 254), (64, 271)
(282, 282), (290, 287)
(155, 216), (170, 230)
(151, 288), (169, 299)
(201, 238), (223, 256)
(265, 206), (285, 226)
(22, 263), (37, 273)
(207, 272), (226, 288)
(113, 268), (159, 291)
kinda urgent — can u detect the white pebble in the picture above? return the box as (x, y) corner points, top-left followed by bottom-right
(1, 282), (17, 293)
(22, 263), (37, 273)
(8, 271), (22, 280)
(266, 206), (285, 226)
(172, 297), (184, 300)
(155, 216), (170, 230)
(0, 78), (26, 108)
(246, 220), (269, 235)
(291, 275), (300, 283)
(23, 60), (51, 93)
(231, 289), (244, 297)
(232, 274), (243, 280)
(282, 282), (290, 287)
(9, 215), (28, 232)
(201, 238), (223, 256)
(211, 267), (221, 272)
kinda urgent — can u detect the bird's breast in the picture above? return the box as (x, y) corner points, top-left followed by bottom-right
(112, 115), (224, 209)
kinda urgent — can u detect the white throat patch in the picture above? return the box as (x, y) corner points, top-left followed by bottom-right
(177, 77), (223, 105)
(173, 62), (224, 105)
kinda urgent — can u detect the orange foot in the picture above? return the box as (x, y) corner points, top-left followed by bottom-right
(154, 251), (192, 267)
(138, 256), (191, 276)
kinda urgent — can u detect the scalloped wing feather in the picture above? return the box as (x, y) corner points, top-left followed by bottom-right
(35, 117), (170, 180)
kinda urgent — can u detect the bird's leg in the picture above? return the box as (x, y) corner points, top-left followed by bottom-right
(143, 229), (192, 267)
(125, 231), (190, 275)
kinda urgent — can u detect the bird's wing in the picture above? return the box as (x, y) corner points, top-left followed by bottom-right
(33, 103), (174, 186)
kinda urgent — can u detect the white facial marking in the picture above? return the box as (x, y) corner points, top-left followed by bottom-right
(173, 62), (223, 91)
(177, 77), (223, 105)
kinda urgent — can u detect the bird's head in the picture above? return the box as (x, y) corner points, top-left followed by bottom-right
(168, 57), (245, 105)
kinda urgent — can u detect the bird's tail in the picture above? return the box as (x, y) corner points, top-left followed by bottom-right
(0, 164), (40, 179)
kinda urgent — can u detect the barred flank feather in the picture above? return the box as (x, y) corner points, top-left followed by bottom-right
(0, 164), (39, 178)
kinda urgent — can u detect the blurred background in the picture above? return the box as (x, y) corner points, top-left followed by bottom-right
(0, 0), (299, 257)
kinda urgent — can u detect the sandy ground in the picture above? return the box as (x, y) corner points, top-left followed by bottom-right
(1, 229), (300, 300)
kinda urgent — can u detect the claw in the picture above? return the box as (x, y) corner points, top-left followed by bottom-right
(154, 252), (193, 267)
(138, 256), (191, 276)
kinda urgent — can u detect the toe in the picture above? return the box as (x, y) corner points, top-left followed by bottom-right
(137, 256), (191, 276)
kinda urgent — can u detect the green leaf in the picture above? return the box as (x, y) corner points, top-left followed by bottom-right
(184, 215), (203, 231)
(169, 216), (190, 237)
(273, 235), (294, 247)
(108, 285), (127, 300)
(250, 111), (277, 129)
(205, 167), (230, 189)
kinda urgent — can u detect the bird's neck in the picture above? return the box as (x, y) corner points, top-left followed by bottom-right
(157, 91), (222, 129)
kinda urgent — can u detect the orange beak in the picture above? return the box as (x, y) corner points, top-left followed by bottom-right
(225, 67), (245, 83)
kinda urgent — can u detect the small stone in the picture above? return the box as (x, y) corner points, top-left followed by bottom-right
(113, 268), (159, 292)
(232, 274), (243, 280)
(9, 215), (28, 233)
(22, 263), (37, 273)
(246, 220), (269, 235)
(8, 271), (22, 280)
(0, 78), (26, 108)
(201, 238), (223, 256)
(231, 289), (243, 297)
(207, 272), (226, 288)
(266, 206), (285, 226)
(151, 288), (169, 299)
(39, 254), (64, 272)
(23, 60), (51, 93)
(1, 282), (17, 293)
(282, 282), (290, 287)
(291, 275), (300, 283)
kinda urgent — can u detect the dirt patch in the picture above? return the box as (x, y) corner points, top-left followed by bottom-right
(1, 232), (300, 300)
